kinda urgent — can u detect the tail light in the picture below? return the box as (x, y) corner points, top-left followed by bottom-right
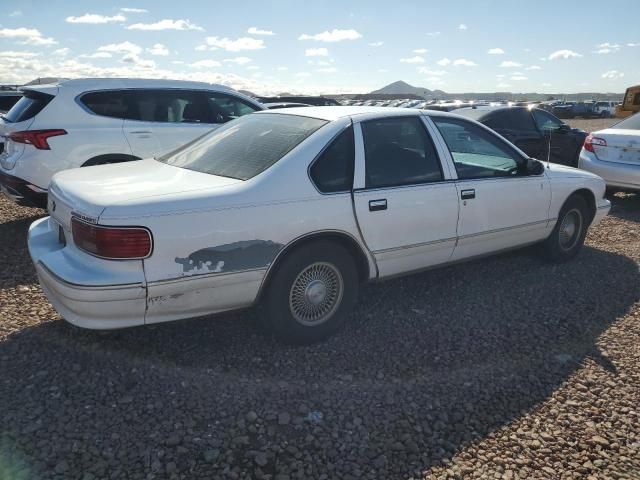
(71, 218), (152, 259)
(8, 129), (67, 150)
(583, 134), (607, 153)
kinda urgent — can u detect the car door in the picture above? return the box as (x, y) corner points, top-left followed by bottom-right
(531, 108), (579, 166)
(429, 115), (551, 261)
(352, 114), (459, 278)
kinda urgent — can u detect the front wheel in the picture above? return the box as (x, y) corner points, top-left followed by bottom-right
(262, 241), (359, 344)
(542, 195), (589, 262)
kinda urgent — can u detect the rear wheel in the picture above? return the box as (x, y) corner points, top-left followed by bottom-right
(542, 195), (589, 262)
(263, 241), (359, 344)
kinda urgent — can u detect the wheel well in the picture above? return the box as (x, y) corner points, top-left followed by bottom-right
(82, 154), (141, 167)
(257, 232), (371, 301)
(571, 188), (596, 223)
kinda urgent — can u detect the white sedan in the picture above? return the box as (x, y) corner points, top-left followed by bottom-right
(578, 113), (640, 192)
(28, 107), (610, 344)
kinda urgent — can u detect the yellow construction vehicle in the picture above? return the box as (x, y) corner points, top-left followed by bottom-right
(615, 84), (640, 118)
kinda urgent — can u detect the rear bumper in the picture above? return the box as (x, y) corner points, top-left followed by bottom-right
(578, 150), (640, 192)
(28, 217), (147, 329)
(0, 170), (47, 208)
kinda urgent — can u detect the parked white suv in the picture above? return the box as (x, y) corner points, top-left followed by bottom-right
(592, 101), (618, 118)
(0, 78), (264, 207)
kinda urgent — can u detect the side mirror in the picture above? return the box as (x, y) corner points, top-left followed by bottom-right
(526, 158), (545, 175)
(558, 123), (571, 133)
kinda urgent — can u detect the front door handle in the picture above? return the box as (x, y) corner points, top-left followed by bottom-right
(460, 189), (475, 200)
(369, 199), (387, 211)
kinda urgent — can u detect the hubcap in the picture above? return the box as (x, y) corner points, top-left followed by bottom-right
(289, 262), (343, 326)
(559, 208), (582, 251)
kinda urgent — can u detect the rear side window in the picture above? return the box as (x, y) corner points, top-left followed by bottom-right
(310, 125), (355, 193)
(81, 90), (130, 119)
(125, 90), (208, 123)
(361, 116), (442, 188)
(4, 91), (53, 123)
(158, 113), (327, 180)
(484, 109), (536, 131)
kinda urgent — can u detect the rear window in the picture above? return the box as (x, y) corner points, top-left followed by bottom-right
(613, 113), (640, 130)
(158, 113), (327, 180)
(3, 91), (53, 123)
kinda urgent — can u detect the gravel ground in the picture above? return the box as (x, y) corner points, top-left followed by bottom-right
(566, 118), (619, 133)
(1, 193), (639, 480)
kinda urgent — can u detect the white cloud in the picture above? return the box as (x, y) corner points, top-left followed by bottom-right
(295, 72), (311, 77)
(458, 24), (468, 30)
(66, 13), (126, 24)
(548, 49), (582, 60)
(453, 58), (476, 66)
(417, 67), (447, 76)
(436, 57), (451, 66)
(400, 56), (425, 64)
(127, 19), (203, 31)
(0, 51), (39, 58)
(497, 83), (511, 88)
(0, 27), (57, 46)
(487, 48), (504, 55)
(499, 60), (522, 67)
(248, 27), (274, 36)
(98, 41), (142, 55)
(121, 7), (148, 13)
(9, 10), (22, 17)
(426, 31), (441, 36)
(83, 52), (113, 59)
(201, 37), (265, 52)
(121, 53), (155, 69)
(593, 43), (621, 54)
(510, 75), (527, 81)
(627, 42), (639, 47)
(189, 59), (221, 68)
(525, 65), (541, 70)
(53, 48), (70, 56)
(317, 67), (337, 73)
(147, 43), (169, 56)
(305, 47), (329, 57)
(601, 70), (624, 79)
(247, 65), (260, 70)
(413, 48), (428, 54)
(224, 56), (252, 65)
(276, 66), (288, 71)
(369, 41), (384, 47)
(298, 29), (361, 42)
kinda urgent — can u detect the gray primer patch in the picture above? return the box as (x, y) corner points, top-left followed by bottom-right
(175, 240), (283, 273)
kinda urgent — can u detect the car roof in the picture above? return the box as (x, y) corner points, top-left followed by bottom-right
(28, 77), (237, 93)
(255, 105), (462, 121)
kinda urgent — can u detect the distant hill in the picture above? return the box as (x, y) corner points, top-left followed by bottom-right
(361, 81), (623, 102)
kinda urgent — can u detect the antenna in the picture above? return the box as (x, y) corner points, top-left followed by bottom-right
(546, 128), (551, 169)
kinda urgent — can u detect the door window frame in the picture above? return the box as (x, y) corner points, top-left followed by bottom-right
(352, 113), (454, 191)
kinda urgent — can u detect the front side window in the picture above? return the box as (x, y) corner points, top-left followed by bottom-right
(432, 117), (524, 180)
(205, 92), (260, 124)
(532, 109), (564, 131)
(310, 125), (354, 193)
(158, 113), (327, 180)
(361, 116), (442, 188)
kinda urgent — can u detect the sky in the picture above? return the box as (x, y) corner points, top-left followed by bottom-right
(0, 0), (638, 95)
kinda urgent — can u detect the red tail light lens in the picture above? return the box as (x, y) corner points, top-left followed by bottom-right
(583, 134), (607, 153)
(71, 218), (152, 259)
(8, 129), (67, 150)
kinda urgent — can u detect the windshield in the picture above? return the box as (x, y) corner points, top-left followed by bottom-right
(613, 113), (640, 130)
(158, 113), (327, 180)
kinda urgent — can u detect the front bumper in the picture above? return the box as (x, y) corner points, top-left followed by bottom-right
(579, 150), (640, 192)
(28, 217), (147, 329)
(0, 170), (47, 208)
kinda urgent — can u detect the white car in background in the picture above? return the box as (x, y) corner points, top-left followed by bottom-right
(0, 78), (264, 207)
(29, 107), (610, 344)
(579, 113), (640, 192)
(592, 101), (619, 118)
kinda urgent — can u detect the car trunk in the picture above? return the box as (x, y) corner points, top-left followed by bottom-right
(592, 129), (640, 165)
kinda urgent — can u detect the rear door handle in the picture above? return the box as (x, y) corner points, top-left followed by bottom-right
(369, 199), (387, 211)
(129, 130), (152, 135)
(460, 189), (475, 200)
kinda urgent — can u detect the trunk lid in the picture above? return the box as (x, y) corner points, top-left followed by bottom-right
(592, 128), (640, 165)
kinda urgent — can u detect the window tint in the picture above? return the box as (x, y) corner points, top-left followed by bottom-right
(310, 125), (354, 193)
(158, 113), (327, 180)
(4, 91), (53, 123)
(81, 90), (130, 119)
(532, 109), (564, 131)
(484, 109), (536, 131)
(361, 116), (442, 188)
(127, 90), (209, 123)
(0, 94), (22, 112)
(205, 92), (260, 124)
(432, 117), (523, 180)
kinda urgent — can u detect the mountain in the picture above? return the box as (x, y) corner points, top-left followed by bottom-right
(370, 80), (443, 98)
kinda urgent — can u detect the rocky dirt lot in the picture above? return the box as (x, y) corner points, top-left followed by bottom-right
(0, 193), (639, 480)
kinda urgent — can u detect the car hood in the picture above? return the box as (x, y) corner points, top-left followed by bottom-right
(49, 159), (243, 222)
(545, 162), (602, 181)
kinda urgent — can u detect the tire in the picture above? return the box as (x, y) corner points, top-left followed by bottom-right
(542, 195), (589, 262)
(600, 111), (609, 118)
(262, 241), (359, 344)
